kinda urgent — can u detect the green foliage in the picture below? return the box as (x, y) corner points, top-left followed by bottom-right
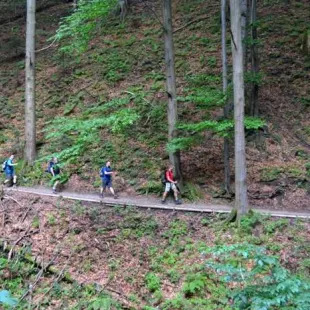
(163, 219), (188, 239)
(137, 180), (163, 195)
(182, 182), (204, 201)
(264, 218), (289, 234)
(260, 167), (284, 182)
(204, 243), (310, 309)
(87, 293), (121, 310)
(95, 51), (132, 83)
(239, 211), (268, 234)
(167, 117), (266, 152)
(305, 162), (310, 177)
(52, 0), (117, 54)
(183, 272), (207, 297)
(300, 96), (310, 108)
(43, 96), (140, 166)
(178, 87), (226, 107)
(145, 272), (161, 292)
(245, 72), (264, 86)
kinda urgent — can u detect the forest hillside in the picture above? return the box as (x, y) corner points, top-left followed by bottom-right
(0, 0), (309, 210)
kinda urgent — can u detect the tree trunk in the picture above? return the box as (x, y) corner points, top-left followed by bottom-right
(230, 0), (249, 219)
(163, 0), (182, 182)
(221, 0), (231, 194)
(25, 0), (36, 163)
(249, 0), (259, 117)
(240, 0), (248, 68)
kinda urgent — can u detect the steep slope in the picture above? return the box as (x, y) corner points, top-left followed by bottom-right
(0, 0), (309, 210)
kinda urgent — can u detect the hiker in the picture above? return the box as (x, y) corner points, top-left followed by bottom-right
(100, 161), (118, 199)
(48, 157), (61, 194)
(3, 154), (17, 187)
(161, 165), (181, 205)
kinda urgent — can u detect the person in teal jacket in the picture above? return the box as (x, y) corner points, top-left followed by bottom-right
(4, 154), (17, 187)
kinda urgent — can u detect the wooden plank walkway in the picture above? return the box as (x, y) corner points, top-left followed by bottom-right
(5, 186), (310, 219)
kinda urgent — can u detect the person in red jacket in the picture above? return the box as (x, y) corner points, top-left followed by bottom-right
(161, 165), (181, 204)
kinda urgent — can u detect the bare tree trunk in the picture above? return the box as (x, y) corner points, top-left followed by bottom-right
(163, 0), (182, 182)
(25, 0), (36, 163)
(230, 0), (249, 219)
(240, 0), (248, 68)
(249, 0), (259, 116)
(221, 0), (231, 194)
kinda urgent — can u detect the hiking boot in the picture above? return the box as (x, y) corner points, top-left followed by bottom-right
(161, 199), (166, 204)
(52, 189), (57, 194)
(113, 195), (118, 199)
(12, 184), (17, 188)
(175, 199), (182, 205)
(99, 193), (104, 198)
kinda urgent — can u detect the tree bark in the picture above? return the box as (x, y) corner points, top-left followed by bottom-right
(25, 0), (36, 163)
(230, 0), (249, 218)
(249, 0), (259, 117)
(221, 0), (231, 194)
(163, 0), (182, 182)
(240, 0), (248, 68)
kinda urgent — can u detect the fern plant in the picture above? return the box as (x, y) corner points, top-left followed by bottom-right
(167, 117), (266, 152)
(203, 243), (310, 309)
(51, 0), (118, 55)
(43, 96), (140, 166)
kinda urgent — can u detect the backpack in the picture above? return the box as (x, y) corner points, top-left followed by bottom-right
(160, 171), (167, 185)
(99, 167), (105, 177)
(2, 160), (7, 172)
(52, 165), (60, 175)
(45, 161), (54, 173)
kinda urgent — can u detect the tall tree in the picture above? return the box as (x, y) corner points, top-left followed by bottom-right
(221, 0), (231, 194)
(25, 0), (36, 163)
(162, 0), (182, 182)
(249, 0), (259, 116)
(230, 0), (249, 218)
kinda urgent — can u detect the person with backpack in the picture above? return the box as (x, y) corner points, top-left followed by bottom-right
(161, 165), (181, 205)
(100, 161), (118, 199)
(3, 154), (17, 187)
(47, 157), (61, 194)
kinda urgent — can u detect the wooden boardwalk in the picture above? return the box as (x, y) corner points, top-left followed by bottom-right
(5, 186), (310, 219)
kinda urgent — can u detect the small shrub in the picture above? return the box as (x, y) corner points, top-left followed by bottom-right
(167, 268), (181, 284)
(264, 218), (289, 234)
(239, 211), (267, 234)
(183, 272), (208, 297)
(47, 213), (56, 226)
(145, 272), (161, 292)
(204, 243), (310, 309)
(260, 167), (283, 182)
(163, 219), (188, 239)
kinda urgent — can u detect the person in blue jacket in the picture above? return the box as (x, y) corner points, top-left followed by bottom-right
(4, 154), (17, 187)
(100, 161), (118, 199)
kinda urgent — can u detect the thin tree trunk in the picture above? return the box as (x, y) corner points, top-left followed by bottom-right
(25, 0), (36, 163)
(250, 0), (259, 117)
(163, 0), (182, 182)
(230, 0), (249, 219)
(221, 0), (231, 194)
